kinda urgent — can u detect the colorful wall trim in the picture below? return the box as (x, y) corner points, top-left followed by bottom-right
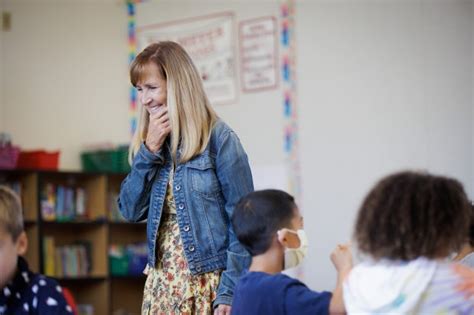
(280, 0), (301, 204)
(126, 0), (147, 137)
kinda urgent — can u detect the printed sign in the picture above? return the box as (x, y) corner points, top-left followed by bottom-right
(239, 17), (278, 92)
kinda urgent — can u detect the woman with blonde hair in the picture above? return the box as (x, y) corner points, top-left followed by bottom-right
(118, 41), (253, 315)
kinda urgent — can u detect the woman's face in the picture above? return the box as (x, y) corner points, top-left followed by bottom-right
(136, 63), (167, 115)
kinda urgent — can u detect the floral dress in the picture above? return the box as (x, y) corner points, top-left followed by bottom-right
(142, 169), (221, 315)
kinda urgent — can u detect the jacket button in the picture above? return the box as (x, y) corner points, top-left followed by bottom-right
(175, 185), (181, 191)
(196, 266), (202, 272)
(183, 225), (190, 232)
(178, 204), (185, 210)
(189, 245), (195, 252)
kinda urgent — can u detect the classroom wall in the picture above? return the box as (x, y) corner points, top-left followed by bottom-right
(1, 0), (130, 167)
(298, 0), (473, 290)
(1, 0), (473, 291)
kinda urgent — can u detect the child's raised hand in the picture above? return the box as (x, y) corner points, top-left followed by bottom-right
(330, 243), (353, 273)
(145, 106), (171, 153)
(329, 243), (353, 314)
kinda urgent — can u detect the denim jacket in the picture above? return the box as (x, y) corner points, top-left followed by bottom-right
(118, 119), (253, 307)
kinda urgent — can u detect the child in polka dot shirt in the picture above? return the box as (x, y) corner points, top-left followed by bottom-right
(0, 186), (72, 314)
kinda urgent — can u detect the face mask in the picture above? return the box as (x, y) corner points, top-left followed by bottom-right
(278, 229), (308, 269)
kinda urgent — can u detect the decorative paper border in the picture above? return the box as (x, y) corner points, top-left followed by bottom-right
(126, 0), (147, 137)
(280, 0), (301, 203)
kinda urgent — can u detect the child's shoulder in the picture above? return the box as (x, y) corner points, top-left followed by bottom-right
(241, 271), (306, 289)
(28, 273), (61, 294)
(25, 273), (73, 313)
(3, 258), (73, 314)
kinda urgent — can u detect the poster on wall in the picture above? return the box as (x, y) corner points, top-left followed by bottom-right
(137, 12), (237, 105)
(239, 16), (278, 92)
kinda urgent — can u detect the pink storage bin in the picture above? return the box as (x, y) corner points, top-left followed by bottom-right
(0, 145), (20, 169)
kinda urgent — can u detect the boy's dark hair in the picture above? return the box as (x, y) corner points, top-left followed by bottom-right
(232, 189), (296, 256)
(354, 171), (471, 260)
(0, 185), (24, 241)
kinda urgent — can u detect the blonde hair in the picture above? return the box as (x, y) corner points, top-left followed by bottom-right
(0, 186), (24, 241)
(129, 41), (218, 164)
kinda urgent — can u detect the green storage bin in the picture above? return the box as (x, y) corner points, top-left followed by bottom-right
(109, 245), (129, 276)
(81, 146), (130, 173)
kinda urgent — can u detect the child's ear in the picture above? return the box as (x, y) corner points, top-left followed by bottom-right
(277, 229), (290, 247)
(15, 231), (28, 256)
(277, 229), (300, 248)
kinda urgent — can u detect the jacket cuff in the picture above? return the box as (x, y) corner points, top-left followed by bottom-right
(213, 295), (233, 309)
(138, 142), (164, 164)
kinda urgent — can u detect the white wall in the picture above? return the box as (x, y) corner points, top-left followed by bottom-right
(1, 0), (130, 169)
(1, 0), (473, 292)
(298, 0), (473, 290)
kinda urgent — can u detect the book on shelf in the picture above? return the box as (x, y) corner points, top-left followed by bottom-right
(41, 183), (56, 221)
(41, 184), (88, 221)
(75, 188), (86, 218)
(45, 240), (92, 278)
(43, 236), (55, 277)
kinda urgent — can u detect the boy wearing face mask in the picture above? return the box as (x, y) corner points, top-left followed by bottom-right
(230, 189), (352, 315)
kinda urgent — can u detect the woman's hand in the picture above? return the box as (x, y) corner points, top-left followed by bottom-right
(214, 304), (231, 315)
(145, 106), (171, 153)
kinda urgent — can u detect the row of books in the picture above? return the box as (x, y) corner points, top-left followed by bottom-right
(43, 237), (92, 278)
(41, 183), (87, 221)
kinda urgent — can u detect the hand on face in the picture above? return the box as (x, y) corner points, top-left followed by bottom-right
(136, 66), (171, 153)
(330, 243), (353, 273)
(145, 105), (171, 153)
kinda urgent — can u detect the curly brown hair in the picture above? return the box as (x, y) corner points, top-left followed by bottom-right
(354, 171), (471, 260)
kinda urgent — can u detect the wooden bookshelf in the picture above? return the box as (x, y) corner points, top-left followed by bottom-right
(0, 170), (147, 315)
(107, 175), (146, 315)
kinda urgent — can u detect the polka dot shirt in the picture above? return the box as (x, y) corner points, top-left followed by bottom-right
(0, 257), (73, 314)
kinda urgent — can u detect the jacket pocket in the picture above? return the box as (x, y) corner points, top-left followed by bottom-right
(186, 155), (220, 196)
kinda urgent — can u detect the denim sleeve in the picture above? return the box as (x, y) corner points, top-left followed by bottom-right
(213, 130), (254, 308)
(117, 142), (164, 222)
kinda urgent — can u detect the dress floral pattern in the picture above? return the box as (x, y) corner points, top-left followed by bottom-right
(142, 172), (221, 315)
